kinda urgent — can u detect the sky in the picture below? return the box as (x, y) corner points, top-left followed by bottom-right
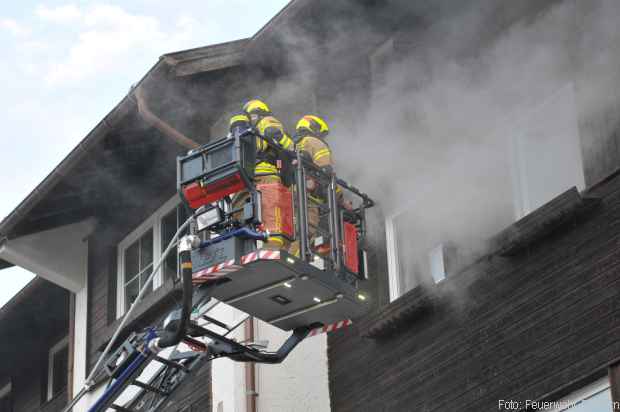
(0, 0), (290, 307)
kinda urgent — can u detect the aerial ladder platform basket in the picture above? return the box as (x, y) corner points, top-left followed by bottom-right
(178, 131), (374, 331)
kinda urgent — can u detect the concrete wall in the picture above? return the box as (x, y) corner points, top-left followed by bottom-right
(255, 321), (331, 412)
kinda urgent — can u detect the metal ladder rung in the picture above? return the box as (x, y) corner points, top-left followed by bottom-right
(110, 405), (135, 412)
(154, 356), (189, 372)
(131, 380), (169, 396)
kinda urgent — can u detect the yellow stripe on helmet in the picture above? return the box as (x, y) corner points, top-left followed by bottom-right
(230, 114), (249, 125)
(255, 162), (278, 174)
(279, 134), (294, 150)
(243, 99), (271, 115)
(307, 115), (329, 135)
(296, 115), (330, 138)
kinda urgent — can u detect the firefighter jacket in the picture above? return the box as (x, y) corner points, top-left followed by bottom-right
(229, 112), (291, 180)
(296, 135), (332, 169)
(255, 115), (294, 152)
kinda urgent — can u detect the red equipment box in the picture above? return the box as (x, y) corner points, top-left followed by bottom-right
(183, 174), (247, 210)
(343, 222), (359, 274)
(258, 183), (294, 239)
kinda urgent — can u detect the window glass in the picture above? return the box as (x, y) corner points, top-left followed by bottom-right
(161, 209), (178, 282)
(51, 345), (68, 396)
(161, 206), (190, 283)
(124, 242), (139, 283)
(565, 388), (612, 411)
(123, 229), (153, 311)
(510, 84), (585, 219)
(544, 378), (611, 412)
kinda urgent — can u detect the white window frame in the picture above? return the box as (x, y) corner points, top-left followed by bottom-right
(47, 336), (68, 401)
(385, 213), (402, 302)
(544, 376), (611, 411)
(116, 195), (182, 318)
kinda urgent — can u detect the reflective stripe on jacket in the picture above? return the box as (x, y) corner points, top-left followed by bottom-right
(297, 135), (332, 168)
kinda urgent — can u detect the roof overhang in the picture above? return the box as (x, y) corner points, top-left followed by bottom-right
(0, 39), (250, 274)
(0, 219), (95, 292)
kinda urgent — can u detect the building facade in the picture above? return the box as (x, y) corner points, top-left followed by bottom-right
(2, 0), (620, 411)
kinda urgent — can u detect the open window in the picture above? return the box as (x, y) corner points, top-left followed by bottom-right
(386, 209), (455, 301)
(510, 84), (585, 219)
(47, 336), (68, 401)
(117, 196), (189, 317)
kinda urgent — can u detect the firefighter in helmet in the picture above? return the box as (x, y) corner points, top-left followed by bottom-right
(290, 115), (341, 256)
(229, 99), (294, 249)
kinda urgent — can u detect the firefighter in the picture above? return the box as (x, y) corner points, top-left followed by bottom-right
(290, 115), (338, 256)
(229, 99), (293, 250)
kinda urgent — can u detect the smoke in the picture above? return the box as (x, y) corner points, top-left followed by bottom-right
(260, 0), (620, 288)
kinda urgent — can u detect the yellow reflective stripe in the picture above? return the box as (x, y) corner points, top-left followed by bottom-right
(256, 136), (268, 151)
(181, 262), (193, 270)
(268, 236), (284, 245)
(256, 167), (278, 174)
(279, 135), (294, 149)
(313, 148), (331, 161)
(297, 136), (312, 152)
(230, 114), (248, 124)
(308, 195), (325, 204)
(255, 162), (278, 174)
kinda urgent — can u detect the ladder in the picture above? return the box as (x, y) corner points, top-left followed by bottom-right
(85, 297), (244, 412)
(87, 330), (205, 412)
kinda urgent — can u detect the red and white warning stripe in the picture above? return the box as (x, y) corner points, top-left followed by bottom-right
(192, 250), (282, 283)
(192, 259), (241, 283)
(241, 249), (281, 264)
(308, 319), (353, 337)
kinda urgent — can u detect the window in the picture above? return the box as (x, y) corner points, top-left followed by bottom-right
(117, 196), (189, 317)
(0, 383), (11, 412)
(47, 337), (68, 400)
(386, 209), (452, 301)
(123, 229), (154, 312)
(510, 84), (585, 219)
(385, 85), (586, 301)
(544, 377), (612, 411)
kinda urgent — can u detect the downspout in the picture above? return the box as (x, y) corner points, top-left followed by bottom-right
(245, 318), (257, 412)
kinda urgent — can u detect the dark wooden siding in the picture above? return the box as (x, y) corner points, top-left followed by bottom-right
(327, 172), (620, 411)
(8, 347), (69, 412)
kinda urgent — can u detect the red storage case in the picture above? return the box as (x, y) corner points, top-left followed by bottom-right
(343, 222), (359, 274)
(258, 183), (294, 239)
(182, 174), (247, 210)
